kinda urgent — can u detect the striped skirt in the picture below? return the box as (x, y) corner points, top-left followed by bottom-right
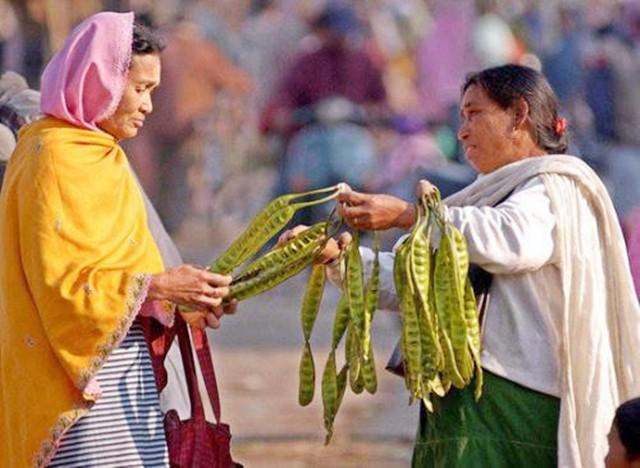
(48, 321), (169, 467)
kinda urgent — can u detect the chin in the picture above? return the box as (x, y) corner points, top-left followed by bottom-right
(118, 128), (139, 141)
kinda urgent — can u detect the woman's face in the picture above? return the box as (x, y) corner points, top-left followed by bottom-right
(605, 424), (637, 468)
(97, 53), (160, 141)
(457, 84), (518, 174)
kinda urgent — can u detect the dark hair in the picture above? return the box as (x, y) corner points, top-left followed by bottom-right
(132, 22), (166, 55)
(462, 64), (568, 154)
(615, 397), (640, 460)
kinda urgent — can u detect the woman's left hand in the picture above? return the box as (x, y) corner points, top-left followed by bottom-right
(337, 189), (415, 230)
(180, 300), (238, 329)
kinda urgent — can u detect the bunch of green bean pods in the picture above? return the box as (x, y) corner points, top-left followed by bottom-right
(205, 183), (394, 444)
(318, 232), (381, 444)
(208, 184), (345, 275)
(393, 190), (483, 410)
(227, 221), (329, 301)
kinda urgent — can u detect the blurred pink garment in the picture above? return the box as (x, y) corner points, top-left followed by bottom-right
(623, 206), (640, 296)
(417, 1), (476, 123)
(40, 11), (134, 131)
(375, 133), (446, 188)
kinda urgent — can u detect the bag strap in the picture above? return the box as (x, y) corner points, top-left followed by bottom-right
(191, 326), (223, 423)
(175, 315), (206, 421)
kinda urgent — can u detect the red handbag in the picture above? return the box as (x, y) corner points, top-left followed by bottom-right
(143, 315), (242, 468)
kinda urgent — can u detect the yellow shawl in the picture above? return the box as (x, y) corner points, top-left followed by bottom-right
(0, 117), (165, 466)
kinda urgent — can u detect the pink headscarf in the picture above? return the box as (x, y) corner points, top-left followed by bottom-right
(40, 11), (134, 131)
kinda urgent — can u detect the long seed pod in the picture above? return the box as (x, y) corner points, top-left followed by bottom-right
(393, 239), (412, 392)
(410, 208), (440, 382)
(332, 294), (351, 350)
(345, 232), (366, 365)
(403, 257), (424, 399)
(298, 342), (315, 406)
(324, 364), (348, 445)
(300, 264), (326, 342)
(362, 232), (380, 362)
(463, 279), (483, 401)
(361, 341), (377, 394)
(322, 351), (338, 443)
(433, 231), (469, 387)
(345, 323), (362, 392)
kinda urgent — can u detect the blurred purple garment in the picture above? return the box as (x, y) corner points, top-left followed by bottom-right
(263, 42), (386, 129)
(374, 132), (446, 189)
(417, 1), (476, 123)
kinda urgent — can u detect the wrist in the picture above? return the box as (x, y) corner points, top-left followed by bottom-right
(148, 273), (168, 301)
(397, 201), (416, 230)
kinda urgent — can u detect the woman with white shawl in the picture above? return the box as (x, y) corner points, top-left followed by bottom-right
(331, 64), (640, 467)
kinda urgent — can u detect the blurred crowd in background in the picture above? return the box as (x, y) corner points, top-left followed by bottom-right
(4, 0), (640, 291)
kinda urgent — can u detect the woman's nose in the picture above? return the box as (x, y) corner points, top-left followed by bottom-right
(458, 122), (469, 141)
(141, 95), (153, 114)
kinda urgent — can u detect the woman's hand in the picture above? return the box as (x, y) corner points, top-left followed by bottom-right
(180, 300), (238, 330)
(148, 264), (232, 310)
(417, 179), (438, 200)
(337, 189), (415, 231)
(278, 225), (352, 264)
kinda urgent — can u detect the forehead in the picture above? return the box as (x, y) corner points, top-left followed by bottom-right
(128, 54), (161, 83)
(461, 84), (495, 108)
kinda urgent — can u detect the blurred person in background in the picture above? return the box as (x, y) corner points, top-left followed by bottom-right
(416, 0), (477, 129)
(605, 397), (640, 468)
(0, 71), (40, 184)
(126, 11), (252, 235)
(471, 0), (518, 68)
(260, 2), (387, 213)
(0, 12), (235, 466)
(240, 0), (307, 110)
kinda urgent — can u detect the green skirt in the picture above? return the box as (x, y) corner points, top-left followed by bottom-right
(412, 370), (560, 468)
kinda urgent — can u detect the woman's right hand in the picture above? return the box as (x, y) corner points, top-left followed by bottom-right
(278, 225), (352, 265)
(148, 264), (232, 310)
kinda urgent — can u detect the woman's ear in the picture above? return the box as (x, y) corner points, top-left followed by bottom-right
(512, 98), (530, 130)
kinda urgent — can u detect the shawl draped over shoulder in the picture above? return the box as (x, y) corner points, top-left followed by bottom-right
(445, 155), (640, 467)
(0, 116), (165, 466)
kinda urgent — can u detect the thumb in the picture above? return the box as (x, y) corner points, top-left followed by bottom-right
(336, 190), (368, 205)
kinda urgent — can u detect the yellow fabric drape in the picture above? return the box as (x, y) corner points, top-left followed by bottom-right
(0, 117), (165, 466)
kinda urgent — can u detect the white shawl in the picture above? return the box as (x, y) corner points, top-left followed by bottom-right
(445, 155), (640, 467)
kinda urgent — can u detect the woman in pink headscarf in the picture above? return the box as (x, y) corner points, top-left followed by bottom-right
(0, 12), (235, 466)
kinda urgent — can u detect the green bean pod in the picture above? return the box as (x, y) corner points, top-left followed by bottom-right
(410, 215), (440, 381)
(393, 240), (412, 391)
(345, 232), (366, 364)
(361, 341), (377, 394)
(362, 232), (380, 362)
(402, 253), (423, 399)
(431, 252), (465, 389)
(463, 279), (483, 401)
(298, 342), (315, 406)
(345, 323), (363, 392)
(322, 351), (338, 442)
(300, 264), (326, 341)
(332, 294), (351, 350)
(324, 364), (348, 445)
(434, 230), (471, 385)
